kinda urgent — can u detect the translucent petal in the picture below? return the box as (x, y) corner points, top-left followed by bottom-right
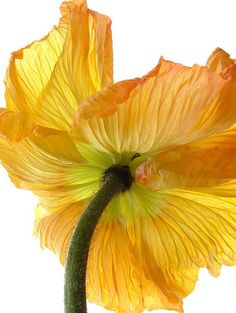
(34, 202), (84, 263)
(5, 0), (113, 131)
(129, 189), (236, 277)
(0, 128), (101, 211)
(87, 218), (185, 313)
(74, 58), (236, 154)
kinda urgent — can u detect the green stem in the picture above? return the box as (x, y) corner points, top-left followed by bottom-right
(64, 165), (133, 313)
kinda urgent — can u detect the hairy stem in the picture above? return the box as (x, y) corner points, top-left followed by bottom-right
(64, 165), (133, 313)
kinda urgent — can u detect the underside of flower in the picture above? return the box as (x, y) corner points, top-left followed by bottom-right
(1, 0), (236, 313)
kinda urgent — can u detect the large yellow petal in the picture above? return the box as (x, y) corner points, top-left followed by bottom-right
(136, 128), (236, 191)
(5, 0), (113, 132)
(129, 189), (236, 278)
(87, 218), (187, 313)
(74, 58), (236, 154)
(0, 127), (102, 211)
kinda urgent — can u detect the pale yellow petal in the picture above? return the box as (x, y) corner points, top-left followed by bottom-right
(5, 0), (113, 131)
(74, 58), (236, 154)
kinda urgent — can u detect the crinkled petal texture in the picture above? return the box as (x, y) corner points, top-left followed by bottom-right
(74, 57), (236, 154)
(33, 182), (236, 312)
(206, 47), (236, 76)
(0, 109), (35, 142)
(34, 183), (200, 313)
(136, 128), (236, 192)
(5, 0), (113, 132)
(2, 45), (236, 313)
(0, 121), (105, 211)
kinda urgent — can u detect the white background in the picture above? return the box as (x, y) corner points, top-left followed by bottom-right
(0, 0), (236, 312)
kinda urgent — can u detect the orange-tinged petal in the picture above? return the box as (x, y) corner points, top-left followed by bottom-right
(77, 79), (141, 119)
(89, 8), (113, 88)
(5, 0), (113, 132)
(206, 48), (236, 75)
(74, 58), (236, 154)
(0, 109), (35, 142)
(137, 128), (236, 191)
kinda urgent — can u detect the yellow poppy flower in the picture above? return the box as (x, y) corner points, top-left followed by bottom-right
(1, 0), (236, 312)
